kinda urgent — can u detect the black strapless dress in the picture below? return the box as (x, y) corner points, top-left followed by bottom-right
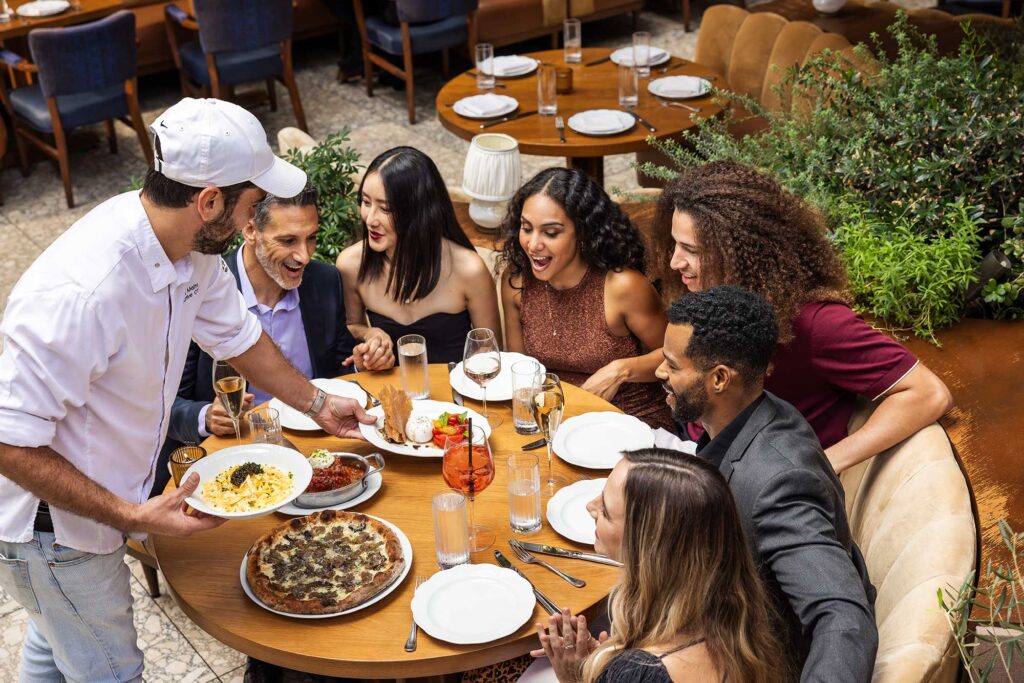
(367, 309), (473, 365)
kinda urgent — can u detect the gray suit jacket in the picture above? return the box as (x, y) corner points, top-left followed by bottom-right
(719, 391), (878, 682)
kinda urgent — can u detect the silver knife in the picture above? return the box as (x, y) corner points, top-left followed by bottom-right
(480, 110), (538, 129)
(624, 109), (657, 132)
(517, 542), (623, 567)
(447, 362), (465, 407)
(494, 550), (560, 615)
(523, 437), (546, 450)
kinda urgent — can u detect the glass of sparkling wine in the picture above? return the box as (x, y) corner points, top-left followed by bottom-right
(532, 372), (568, 497)
(511, 359), (541, 435)
(508, 454), (542, 533)
(432, 491), (470, 569)
(442, 425), (495, 551)
(563, 18), (582, 63)
(212, 360), (245, 443)
(398, 334), (430, 399)
(463, 328), (503, 427)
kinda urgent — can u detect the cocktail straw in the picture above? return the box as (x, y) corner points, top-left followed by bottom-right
(467, 417), (475, 497)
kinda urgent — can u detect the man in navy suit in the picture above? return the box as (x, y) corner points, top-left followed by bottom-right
(152, 183), (394, 496)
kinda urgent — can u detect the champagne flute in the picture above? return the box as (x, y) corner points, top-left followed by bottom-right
(211, 360), (246, 443)
(442, 424), (495, 552)
(463, 328), (503, 427)
(532, 372), (569, 497)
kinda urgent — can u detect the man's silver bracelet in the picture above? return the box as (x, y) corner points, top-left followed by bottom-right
(302, 387), (327, 418)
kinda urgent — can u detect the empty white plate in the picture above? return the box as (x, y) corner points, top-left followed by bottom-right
(554, 412), (655, 469)
(271, 377), (368, 431)
(453, 93), (518, 119)
(546, 478), (606, 545)
(412, 564), (535, 643)
(648, 75), (712, 100)
(492, 56), (539, 77)
(16, 0), (70, 17)
(449, 352), (546, 402)
(610, 46), (671, 67)
(567, 109), (635, 136)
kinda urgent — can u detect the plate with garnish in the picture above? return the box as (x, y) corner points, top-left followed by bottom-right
(359, 385), (491, 457)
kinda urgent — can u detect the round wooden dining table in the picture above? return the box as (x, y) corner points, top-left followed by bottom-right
(436, 47), (725, 185)
(152, 364), (623, 679)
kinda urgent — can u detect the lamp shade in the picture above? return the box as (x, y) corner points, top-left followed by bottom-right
(462, 134), (521, 202)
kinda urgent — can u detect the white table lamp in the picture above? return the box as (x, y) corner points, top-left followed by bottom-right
(462, 133), (521, 231)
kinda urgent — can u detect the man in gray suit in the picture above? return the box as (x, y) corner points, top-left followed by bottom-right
(656, 286), (878, 681)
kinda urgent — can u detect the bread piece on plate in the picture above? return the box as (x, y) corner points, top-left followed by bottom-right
(379, 384), (412, 444)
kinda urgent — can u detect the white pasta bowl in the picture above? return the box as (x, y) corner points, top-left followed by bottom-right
(182, 444), (313, 519)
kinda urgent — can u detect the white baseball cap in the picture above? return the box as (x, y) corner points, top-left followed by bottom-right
(149, 98), (306, 198)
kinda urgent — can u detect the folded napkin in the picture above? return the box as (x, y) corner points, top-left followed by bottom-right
(655, 76), (709, 98)
(612, 46), (669, 66)
(458, 93), (511, 117)
(492, 55), (534, 76)
(653, 427), (697, 455)
(574, 110), (627, 133)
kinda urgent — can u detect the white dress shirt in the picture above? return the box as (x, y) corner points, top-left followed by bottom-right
(0, 191), (262, 554)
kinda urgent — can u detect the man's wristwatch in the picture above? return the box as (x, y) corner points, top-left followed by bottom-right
(302, 387), (328, 418)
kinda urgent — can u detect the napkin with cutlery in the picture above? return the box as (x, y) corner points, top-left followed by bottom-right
(458, 93), (512, 117)
(492, 56), (535, 76)
(612, 46), (669, 66)
(573, 109), (628, 134)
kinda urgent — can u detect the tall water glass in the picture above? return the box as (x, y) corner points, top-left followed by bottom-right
(398, 334), (430, 399)
(618, 64), (639, 107)
(247, 406), (282, 445)
(511, 360), (541, 435)
(475, 43), (495, 90)
(563, 18), (582, 63)
(537, 64), (558, 116)
(432, 491), (470, 569)
(508, 454), (542, 533)
(633, 31), (651, 78)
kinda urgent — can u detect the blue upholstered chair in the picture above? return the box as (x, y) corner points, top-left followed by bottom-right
(164, 0), (307, 131)
(353, 0), (479, 124)
(0, 10), (152, 208)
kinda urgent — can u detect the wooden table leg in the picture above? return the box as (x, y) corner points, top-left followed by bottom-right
(567, 156), (604, 186)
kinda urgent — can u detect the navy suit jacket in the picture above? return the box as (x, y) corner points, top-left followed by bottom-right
(151, 248), (356, 496)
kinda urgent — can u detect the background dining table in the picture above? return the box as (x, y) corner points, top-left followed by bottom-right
(0, 0), (121, 41)
(152, 364), (623, 680)
(436, 47), (725, 185)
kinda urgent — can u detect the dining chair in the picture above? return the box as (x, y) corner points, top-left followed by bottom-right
(164, 0), (307, 132)
(353, 0), (479, 124)
(0, 10), (153, 209)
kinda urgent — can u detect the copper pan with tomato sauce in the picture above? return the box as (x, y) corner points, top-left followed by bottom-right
(293, 452), (385, 508)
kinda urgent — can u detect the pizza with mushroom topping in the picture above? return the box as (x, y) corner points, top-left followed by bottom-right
(245, 510), (405, 614)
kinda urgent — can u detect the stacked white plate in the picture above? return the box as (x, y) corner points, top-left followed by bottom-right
(610, 46), (671, 68)
(553, 412), (655, 469)
(567, 109), (636, 136)
(449, 352), (545, 401)
(648, 75), (712, 100)
(546, 478), (606, 545)
(270, 377), (368, 431)
(412, 564), (536, 643)
(492, 55), (539, 77)
(452, 93), (518, 119)
(16, 0), (70, 17)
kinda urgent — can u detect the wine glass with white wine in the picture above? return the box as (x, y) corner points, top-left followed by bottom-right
(211, 360), (246, 443)
(462, 328), (503, 427)
(532, 372), (568, 497)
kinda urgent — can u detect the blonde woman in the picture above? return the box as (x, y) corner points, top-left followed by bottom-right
(534, 449), (788, 683)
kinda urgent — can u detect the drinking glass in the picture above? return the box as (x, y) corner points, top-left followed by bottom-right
(511, 360), (541, 435)
(398, 334), (430, 399)
(0, 1), (11, 22)
(212, 360), (245, 443)
(442, 425), (495, 551)
(633, 31), (652, 78)
(475, 43), (495, 90)
(463, 328), (503, 426)
(432, 491), (470, 569)
(508, 454), (542, 533)
(247, 406), (282, 445)
(563, 18), (582, 63)
(537, 64), (558, 117)
(618, 64), (639, 108)
(169, 445), (206, 487)
(531, 372), (569, 497)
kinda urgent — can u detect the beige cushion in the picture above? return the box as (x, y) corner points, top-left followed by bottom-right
(842, 403), (977, 683)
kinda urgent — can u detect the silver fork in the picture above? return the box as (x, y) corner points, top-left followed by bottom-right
(555, 115), (566, 143)
(509, 538), (585, 587)
(659, 100), (701, 113)
(404, 576), (427, 652)
(350, 379), (381, 409)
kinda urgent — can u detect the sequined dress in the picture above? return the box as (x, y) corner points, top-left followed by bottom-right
(520, 268), (673, 430)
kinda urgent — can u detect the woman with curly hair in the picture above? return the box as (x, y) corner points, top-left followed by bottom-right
(534, 448), (788, 683)
(499, 167), (671, 429)
(655, 160), (952, 473)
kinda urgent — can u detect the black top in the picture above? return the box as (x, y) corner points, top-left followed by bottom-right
(367, 309), (472, 365)
(597, 639), (709, 683)
(696, 393), (766, 470)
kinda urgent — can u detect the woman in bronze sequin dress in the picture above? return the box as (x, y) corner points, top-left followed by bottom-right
(498, 168), (672, 430)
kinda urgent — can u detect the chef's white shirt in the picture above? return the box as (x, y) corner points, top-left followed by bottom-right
(0, 191), (262, 554)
